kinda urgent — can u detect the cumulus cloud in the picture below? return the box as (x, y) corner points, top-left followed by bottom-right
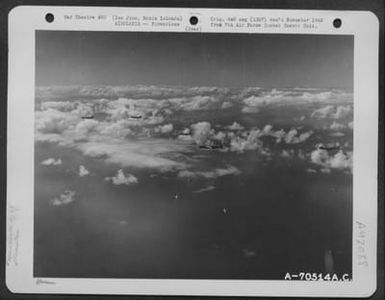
(50, 190), (76, 206)
(75, 119), (99, 136)
(75, 103), (94, 117)
(178, 165), (241, 179)
(221, 101), (233, 109)
(310, 148), (352, 173)
(37, 86), (352, 113)
(227, 122), (244, 131)
(178, 95), (219, 111)
(299, 91), (333, 101)
(329, 151), (353, 170)
(191, 121), (212, 145)
(35, 98), (195, 172)
(311, 105), (334, 119)
(280, 149), (294, 158)
(243, 95), (273, 107)
(35, 86), (353, 179)
(98, 120), (133, 138)
(35, 108), (78, 134)
(105, 169), (138, 186)
(79, 165), (90, 177)
(239, 88), (352, 114)
(78, 138), (191, 171)
(241, 88), (302, 107)
(41, 158), (62, 166)
(333, 105), (352, 119)
(230, 129), (264, 152)
(330, 121), (346, 130)
(225, 125), (312, 149)
(155, 123), (174, 134)
(311, 105), (352, 119)
(284, 129), (313, 144)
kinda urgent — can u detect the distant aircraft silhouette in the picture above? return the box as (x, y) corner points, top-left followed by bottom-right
(81, 115), (94, 119)
(199, 140), (224, 150)
(318, 145), (340, 151)
(128, 113), (142, 120)
(179, 129), (191, 136)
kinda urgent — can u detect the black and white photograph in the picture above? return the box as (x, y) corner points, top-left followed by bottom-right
(5, 6), (381, 297)
(33, 30), (354, 280)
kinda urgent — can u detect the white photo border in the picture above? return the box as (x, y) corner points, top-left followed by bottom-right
(7, 6), (379, 297)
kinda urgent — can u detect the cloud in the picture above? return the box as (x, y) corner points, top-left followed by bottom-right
(78, 138), (191, 171)
(37, 86), (352, 114)
(35, 86), (353, 178)
(297, 116), (306, 121)
(261, 125), (273, 135)
(333, 105), (352, 119)
(79, 165), (90, 177)
(75, 119), (99, 136)
(221, 101), (233, 109)
(105, 169), (138, 186)
(280, 149), (294, 158)
(284, 129), (313, 144)
(310, 148), (352, 173)
(330, 121), (346, 130)
(35, 108), (78, 134)
(226, 125), (311, 154)
(213, 131), (226, 142)
(310, 105), (334, 119)
(41, 158), (62, 166)
(98, 120), (133, 138)
(177, 134), (194, 141)
(243, 248), (257, 258)
(74, 103), (94, 117)
(40, 101), (77, 112)
(36, 99), (195, 172)
(329, 151), (353, 170)
(193, 185), (216, 193)
(241, 106), (260, 114)
(191, 121), (212, 145)
(320, 168), (331, 174)
(178, 95), (219, 111)
(298, 149), (306, 160)
(37, 85), (231, 102)
(178, 165), (241, 179)
(227, 122), (244, 131)
(155, 123), (174, 134)
(243, 95), (274, 107)
(299, 91), (334, 101)
(230, 129), (264, 152)
(50, 190), (76, 206)
(270, 129), (286, 142)
(311, 105), (352, 119)
(240, 89), (352, 114)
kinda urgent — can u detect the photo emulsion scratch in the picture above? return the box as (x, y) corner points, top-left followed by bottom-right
(34, 31), (353, 280)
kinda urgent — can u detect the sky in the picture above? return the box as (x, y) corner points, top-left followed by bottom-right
(36, 31), (353, 89)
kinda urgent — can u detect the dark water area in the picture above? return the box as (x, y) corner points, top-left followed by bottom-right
(34, 141), (352, 279)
